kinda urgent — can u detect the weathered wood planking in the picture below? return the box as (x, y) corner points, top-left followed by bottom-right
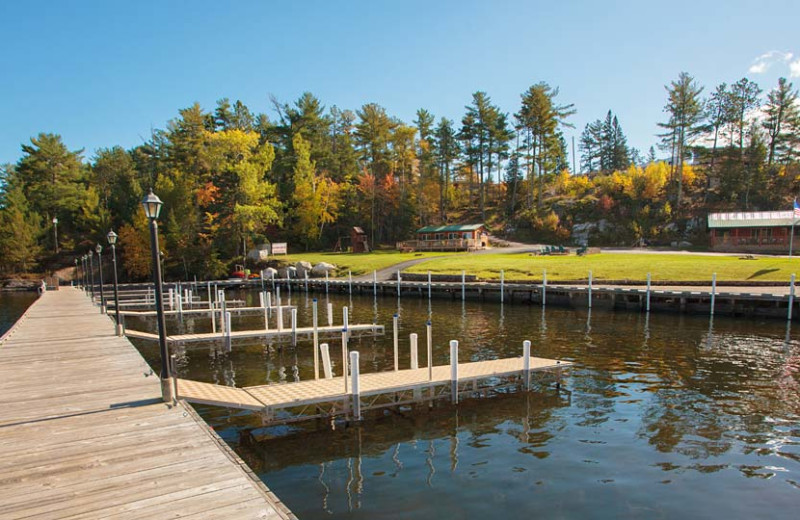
(0, 287), (295, 520)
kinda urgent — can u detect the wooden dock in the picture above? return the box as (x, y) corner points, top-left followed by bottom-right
(125, 323), (384, 344)
(176, 352), (571, 423)
(0, 288), (295, 519)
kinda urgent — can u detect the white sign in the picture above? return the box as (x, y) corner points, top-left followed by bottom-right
(271, 243), (287, 255)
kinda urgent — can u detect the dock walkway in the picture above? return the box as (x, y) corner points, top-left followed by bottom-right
(0, 287), (294, 520)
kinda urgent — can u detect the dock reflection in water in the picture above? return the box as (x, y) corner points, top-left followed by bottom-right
(129, 289), (800, 520)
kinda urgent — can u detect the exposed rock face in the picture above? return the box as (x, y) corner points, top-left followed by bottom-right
(571, 219), (608, 245)
(311, 262), (336, 277)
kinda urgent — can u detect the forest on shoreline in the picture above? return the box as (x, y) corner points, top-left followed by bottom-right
(1, 72), (799, 280)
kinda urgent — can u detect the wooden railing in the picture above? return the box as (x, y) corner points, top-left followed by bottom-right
(397, 239), (482, 252)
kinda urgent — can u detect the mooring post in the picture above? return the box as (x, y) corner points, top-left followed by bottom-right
(176, 291), (183, 318)
(210, 296), (217, 333)
(168, 288), (174, 310)
(542, 269), (547, 306)
(325, 271), (329, 295)
(523, 340), (531, 391)
(450, 340), (459, 404)
(349, 271), (353, 296)
(500, 269), (505, 303)
(373, 270), (377, 298)
(225, 311), (232, 352)
(277, 303), (284, 331)
(327, 302), (333, 327)
(789, 274), (796, 321)
(343, 306), (349, 337)
(259, 291), (265, 308)
(312, 299), (319, 379)
(588, 270), (593, 309)
(711, 273), (717, 316)
(320, 343), (332, 379)
(206, 281), (211, 309)
(410, 333), (419, 370)
(350, 350), (361, 420)
(462, 270), (466, 301)
(646, 273), (651, 313)
(266, 291), (272, 319)
(341, 328), (349, 393)
(291, 308), (297, 346)
(393, 314), (399, 371)
(426, 320), (433, 381)
(304, 270), (309, 293)
(397, 270), (401, 297)
(428, 271), (432, 300)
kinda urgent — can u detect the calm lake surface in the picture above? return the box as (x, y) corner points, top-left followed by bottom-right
(0, 291), (37, 337)
(129, 288), (800, 519)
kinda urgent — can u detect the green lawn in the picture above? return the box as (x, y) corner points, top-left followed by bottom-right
(278, 250), (462, 276)
(404, 253), (800, 282)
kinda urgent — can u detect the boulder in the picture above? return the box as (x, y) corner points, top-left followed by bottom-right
(247, 244), (271, 262)
(295, 261), (313, 277)
(311, 262), (336, 277)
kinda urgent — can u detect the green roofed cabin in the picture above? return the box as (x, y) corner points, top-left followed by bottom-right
(397, 223), (488, 252)
(708, 211), (799, 253)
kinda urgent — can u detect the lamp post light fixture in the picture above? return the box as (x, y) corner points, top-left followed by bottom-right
(107, 230), (122, 335)
(88, 251), (95, 302)
(96, 244), (106, 314)
(52, 216), (59, 254)
(142, 189), (174, 403)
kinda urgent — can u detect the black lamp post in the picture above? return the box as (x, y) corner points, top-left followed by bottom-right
(107, 230), (121, 336)
(96, 244), (106, 314)
(88, 251), (95, 302)
(143, 189), (173, 403)
(52, 216), (59, 254)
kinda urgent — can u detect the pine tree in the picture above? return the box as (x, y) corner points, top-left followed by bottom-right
(762, 77), (799, 164)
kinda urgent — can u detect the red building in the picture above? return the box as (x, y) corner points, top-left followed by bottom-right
(708, 211), (799, 253)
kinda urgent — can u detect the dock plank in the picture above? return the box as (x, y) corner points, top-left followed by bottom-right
(0, 288), (294, 520)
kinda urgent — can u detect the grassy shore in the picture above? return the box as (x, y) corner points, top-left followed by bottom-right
(404, 252), (800, 282)
(279, 250), (461, 276)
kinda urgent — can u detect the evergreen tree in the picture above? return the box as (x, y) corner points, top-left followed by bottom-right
(762, 77), (799, 164)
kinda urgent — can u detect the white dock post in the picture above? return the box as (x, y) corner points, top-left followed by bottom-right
(259, 291), (265, 308)
(410, 333), (419, 370)
(711, 273), (717, 316)
(373, 270), (377, 298)
(461, 270), (466, 301)
(646, 273), (651, 313)
(206, 281), (211, 308)
(500, 269), (505, 303)
(542, 269), (547, 306)
(523, 340), (531, 390)
(168, 288), (174, 310)
(277, 304), (284, 331)
(327, 302), (333, 327)
(341, 328), (349, 392)
(262, 292), (269, 332)
(176, 292), (183, 317)
(350, 351), (361, 420)
(320, 343), (333, 379)
(428, 271), (432, 300)
(348, 271), (353, 296)
(266, 291), (272, 318)
(393, 314), (399, 371)
(588, 270), (593, 309)
(397, 270), (401, 297)
(304, 270), (309, 292)
(789, 274), (796, 321)
(343, 306), (349, 332)
(325, 271), (329, 295)
(276, 286), (281, 307)
(450, 340), (459, 404)
(291, 308), (297, 346)
(426, 321), (433, 381)
(210, 297), (217, 332)
(225, 311), (232, 352)
(312, 299), (319, 379)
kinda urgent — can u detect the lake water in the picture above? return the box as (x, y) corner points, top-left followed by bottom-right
(128, 288), (800, 519)
(0, 291), (37, 337)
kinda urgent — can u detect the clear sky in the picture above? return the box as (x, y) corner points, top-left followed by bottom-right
(1, 0), (798, 169)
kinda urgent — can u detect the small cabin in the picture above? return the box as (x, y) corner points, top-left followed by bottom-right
(398, 224), (488, 252)
(351, 227), (369, 253)
(708, 211), (799, 253)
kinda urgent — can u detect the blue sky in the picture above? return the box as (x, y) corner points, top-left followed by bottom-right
(1, 0), (798, 170)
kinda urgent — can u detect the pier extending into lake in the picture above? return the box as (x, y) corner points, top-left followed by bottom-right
(0, 288), (295, 519)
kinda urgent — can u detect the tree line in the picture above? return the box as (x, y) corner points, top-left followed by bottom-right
(1, 73), (799, 279)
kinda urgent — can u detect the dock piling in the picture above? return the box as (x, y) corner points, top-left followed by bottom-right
(646, 273), (651, 312)
(410, 333), (418, 370)
(312, 299), (319, 379)
(711, 273), (717, 316)
(342, 328), (349, 392)
(588, 270), (593, 309)
(320, 343), (332, 379)
(393, 314), (399, 371)
(500, 270), (505, 303)
(325, 272), (329, 295)
(291, 308), (297, 346)
(450, 340), (459, 404)
(789, 274), (795, 321)
(427, 321), (433, 381)
(277, 304), (284, 331)
(343, 306), (349, 332)
(428, 271), (432, 300)
(349, 271), (353, 296)
(523, 340), (531, 390)
(327, 302), (333, 327)
(462, 271), (465, 301)
(350, 351), (361, 420)
(224, 311), (232, 352)
(373, 270), (377, 298)
(542, 269), (547, 306)
(397, 270), (401, 297)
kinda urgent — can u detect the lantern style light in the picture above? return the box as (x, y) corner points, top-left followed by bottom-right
(107, 230), (118, 245)
(96, 244), (103, 254)
(142, 189), (163, 220)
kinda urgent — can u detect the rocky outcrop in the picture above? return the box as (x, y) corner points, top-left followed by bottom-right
(311, 262), (336, 277)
